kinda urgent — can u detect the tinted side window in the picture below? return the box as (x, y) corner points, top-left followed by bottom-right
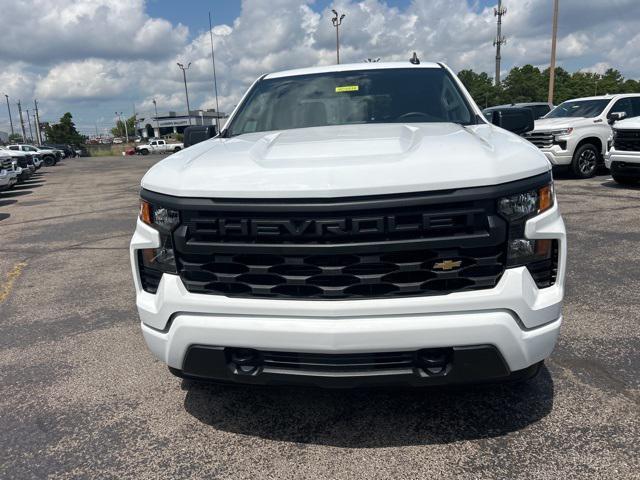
(9, 146), (18, 150)
(609, 98), (633, 118)
(630, 98), (640, 117)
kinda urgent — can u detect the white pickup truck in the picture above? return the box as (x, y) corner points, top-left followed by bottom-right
(523, 94), (640, 178)
(135, 139), (184, 156)
(131, 60), (566, 389)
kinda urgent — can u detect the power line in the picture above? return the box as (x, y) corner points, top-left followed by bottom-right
(493, 0), (507, 86)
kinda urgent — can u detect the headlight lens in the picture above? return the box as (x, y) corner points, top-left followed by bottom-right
(138, 199), (179, 283)
(497, 183), (554, 221)
(139, 200), (180, 231)
(552, 128), (573, 137)
(498, 181), (556, 270)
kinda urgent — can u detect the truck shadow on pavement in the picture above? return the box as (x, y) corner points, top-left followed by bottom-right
(182, 366), (554, 446)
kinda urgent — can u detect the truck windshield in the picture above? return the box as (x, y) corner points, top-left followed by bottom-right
(227, 68), (475, 136)
(546, 99), (610, 118)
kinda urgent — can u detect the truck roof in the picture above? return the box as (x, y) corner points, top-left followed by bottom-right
(264, 61), (443, 79)
(564, 93), (640, 102)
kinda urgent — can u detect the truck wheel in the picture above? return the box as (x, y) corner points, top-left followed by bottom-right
(571, 144), (599, 179)
(174, 147), (181, 152)
(612, 174), (639, 185)
(43, 156), (55, 166)
(140, 149), (149, 156)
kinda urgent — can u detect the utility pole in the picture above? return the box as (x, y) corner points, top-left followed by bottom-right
(26, 109), (34, 142)
(209, 11), (221, 133)
(4, 94), (14, 136)
(152, 98), (160, 138)
(34, 100), (42, 145)
(177, 62), (192, 125)
(17, 101), (26, 141)
(493, 0), (507, 86)
(331, 9), (346, 65)
(547, 0), (559, 104)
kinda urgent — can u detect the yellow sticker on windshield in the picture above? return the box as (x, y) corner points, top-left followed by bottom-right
(335, 85), (359, 93)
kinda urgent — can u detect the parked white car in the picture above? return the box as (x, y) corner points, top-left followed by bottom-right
(605, 115), (640, 185)
(135, 139), (184, 155)
(131, 60), (566, 388)
(523, 94), (640, 178)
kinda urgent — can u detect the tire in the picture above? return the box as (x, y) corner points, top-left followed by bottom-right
(571, 143), (599, 178)
(612, 174), (639, 185)
(43, 156), (55, 167)
(174, 147), (181, 152)
(140, 149), (149, 156)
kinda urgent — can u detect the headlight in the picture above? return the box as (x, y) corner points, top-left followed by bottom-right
(551, 128), (573, 137)
(140, 199), (180, 231)
(138, 199), (179, 276)
(497, 183), (554, 221)
(498, 182), (555, 269)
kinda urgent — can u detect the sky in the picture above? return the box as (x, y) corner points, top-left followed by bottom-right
(0, 0), (638, 137)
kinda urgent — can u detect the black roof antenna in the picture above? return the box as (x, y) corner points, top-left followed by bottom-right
(409, 52), (420, 65)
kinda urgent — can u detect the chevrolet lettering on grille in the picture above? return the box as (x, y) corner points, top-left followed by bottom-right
(194, 213), (476, 239)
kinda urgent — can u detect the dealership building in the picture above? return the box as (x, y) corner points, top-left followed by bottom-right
(135, 109), (226, 138)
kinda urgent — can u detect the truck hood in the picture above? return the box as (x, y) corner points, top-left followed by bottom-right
(534, 117), (597, 131)
(613, 116), (640, 130)
(141, 123), (550, 198)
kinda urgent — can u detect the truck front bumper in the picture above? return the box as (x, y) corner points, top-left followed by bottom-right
(131, 205), (566, 387)
(605, 149), (640, 172)
(541, 146), (573, 166)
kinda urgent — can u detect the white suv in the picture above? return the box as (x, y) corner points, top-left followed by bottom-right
(130, 61), (566, 388)
(524, 94), (640, 178)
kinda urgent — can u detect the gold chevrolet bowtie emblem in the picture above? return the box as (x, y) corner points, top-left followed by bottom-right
(433, 259), (462, 271)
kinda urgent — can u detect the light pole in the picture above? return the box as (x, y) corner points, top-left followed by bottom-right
(17, 101), (26, 141)
(4, 94), (14, 136)
(177, 62), (192, 125)
(26, 109), (34, 142)
(152, 98), (160, 138)
(547, 0), (559, 104)
(331, 9), (346, 64)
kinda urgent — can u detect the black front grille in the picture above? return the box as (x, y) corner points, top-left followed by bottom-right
(178, 245), (505, 299)
(614, 129), (640, 152)
(166, 190), (511, 300)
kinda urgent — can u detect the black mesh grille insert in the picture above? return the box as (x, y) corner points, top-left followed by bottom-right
(614, 129), (640, 152)
(171, 193), (508, 299)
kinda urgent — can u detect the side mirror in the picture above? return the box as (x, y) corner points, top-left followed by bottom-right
(608, 112), (626, 124)
(183, 125), (217, 148)
(491, 108), (535, 135)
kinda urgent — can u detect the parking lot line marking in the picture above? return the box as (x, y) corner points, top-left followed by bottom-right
(0, 262), (27, 304)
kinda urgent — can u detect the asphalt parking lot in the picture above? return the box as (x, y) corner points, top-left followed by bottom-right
(1, 156), (638, 479)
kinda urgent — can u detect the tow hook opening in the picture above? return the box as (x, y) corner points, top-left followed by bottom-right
(416, 348), (453, 376)
(227, 348), (263, 375)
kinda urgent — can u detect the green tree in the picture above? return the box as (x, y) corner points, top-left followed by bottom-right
(8, 133), (23, 143)
(111, 115), (136, 139)
(457, 69), (502, 108)
(44, 113), (85, 144)
(502, 65), (547, 103)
